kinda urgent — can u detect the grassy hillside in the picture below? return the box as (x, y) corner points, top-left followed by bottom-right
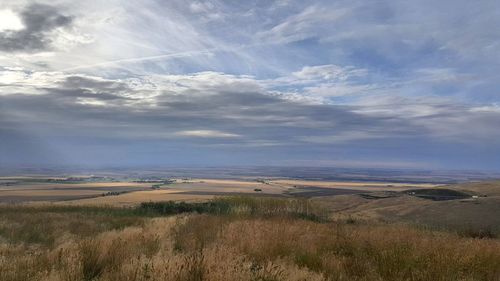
(0, 197), (499, 281)
(315, 181), (500, 236)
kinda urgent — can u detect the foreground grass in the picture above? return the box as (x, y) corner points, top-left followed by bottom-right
(0, 197), (499, 280)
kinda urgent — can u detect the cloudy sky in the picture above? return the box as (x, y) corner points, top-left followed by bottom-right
(1, 0), (499, 170)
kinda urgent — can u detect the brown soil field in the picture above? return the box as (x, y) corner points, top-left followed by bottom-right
(60, 190), (215, 206)
(0, 182), (152, 203)
(269, 179), (439, 191)
(62, 180), (282, 205)
(173, 181), (285, 194)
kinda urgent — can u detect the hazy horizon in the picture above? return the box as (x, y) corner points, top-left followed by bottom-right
(1, 1), (500, 170)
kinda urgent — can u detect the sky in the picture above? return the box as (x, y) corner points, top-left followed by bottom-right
(0, 0), (500, 170)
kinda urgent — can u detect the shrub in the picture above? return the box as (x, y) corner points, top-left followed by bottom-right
(135, 197), (328, 222)
(459, 227), (497, 239)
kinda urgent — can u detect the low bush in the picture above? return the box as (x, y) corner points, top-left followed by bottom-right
(136, 196), (328, 222)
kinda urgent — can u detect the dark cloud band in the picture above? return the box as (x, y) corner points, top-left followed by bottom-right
(0, 4), (73, 52)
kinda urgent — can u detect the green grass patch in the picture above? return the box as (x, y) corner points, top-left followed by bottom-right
(136, 197), (328, 221)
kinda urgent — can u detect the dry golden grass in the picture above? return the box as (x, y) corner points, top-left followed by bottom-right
(0, 199), (499, 281)
(449, 180), (500, 196)
(313, 183), (500, 234)
(203, 217), (500, 280)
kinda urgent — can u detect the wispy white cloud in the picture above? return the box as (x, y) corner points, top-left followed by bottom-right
(257, 5), (350, 44)
(1, 0), (500, 168)
(300, 131), (387, 144)
(292, 64), (367, 81)
(60, 48), (217, 72)
(175, 130), (240, 138)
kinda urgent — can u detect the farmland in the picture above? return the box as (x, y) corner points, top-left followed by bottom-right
(0, 176), (438, 205)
